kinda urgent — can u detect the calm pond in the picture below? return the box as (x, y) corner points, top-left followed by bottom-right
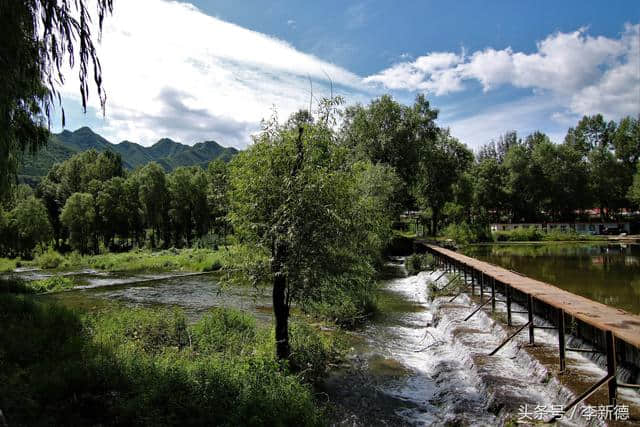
(461, 242), (640, 315)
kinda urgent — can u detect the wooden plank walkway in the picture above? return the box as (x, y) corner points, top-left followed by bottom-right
(423, 244), (640, 349)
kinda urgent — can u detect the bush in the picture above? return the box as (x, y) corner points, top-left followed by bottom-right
(0, 257), (17, 272)
(385, 231), (415, 256)
(28, 275), (76, 293)
(493, 226), (543, 242)
(0, 298), (326, 426)
(190, 308), (257, 354)
(441, 222), (492, 245)
(405, 253), (435, 275)
(303, 275), (378, 328)
(288, 322), (336, 383)
(0, 277), (34, 294)
(35, 247), (66, 269)
(492, 227), (600, 242)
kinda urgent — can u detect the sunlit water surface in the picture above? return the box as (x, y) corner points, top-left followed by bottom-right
(461, 243), (640, 314)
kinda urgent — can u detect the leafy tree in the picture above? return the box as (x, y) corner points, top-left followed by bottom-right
(229, 105), (394, 359)
(96, 177), (129, 247)
(60, 192), (95, 253)
(137, 162), (168, 247)
(472, 157), (508, 222)
(564, 114), (616, 156)
(167, 166), (209, 246)
(0, 0), (112, 195)
(628, 164), (640, 207)
(123, 173), (145, 246)
(207, 159), (230, 238)
(612, 116), (640, 169)
(6, 196), (52, 257)
(341, 94), (439, 213)
(416, 129), (473, 235)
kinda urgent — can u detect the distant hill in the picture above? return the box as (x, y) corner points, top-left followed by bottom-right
(19, 127), (238, 183)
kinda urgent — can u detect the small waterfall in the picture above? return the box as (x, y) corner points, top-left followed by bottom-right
(339, 267), (640, 425)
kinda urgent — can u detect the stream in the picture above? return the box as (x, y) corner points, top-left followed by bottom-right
(9, 261), (640, 426)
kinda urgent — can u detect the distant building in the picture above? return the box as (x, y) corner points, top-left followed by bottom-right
(490, 222), (631, 235)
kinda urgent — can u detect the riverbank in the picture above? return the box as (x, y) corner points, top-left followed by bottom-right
(0, 247), (233, 273)
(0, 290), (340, 426)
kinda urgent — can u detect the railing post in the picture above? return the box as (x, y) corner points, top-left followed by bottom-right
(558, 308), (566, 373)
(527, 295), (535, 345)
(506, 286), (512, 326)
(606, 330), (617, 406)
(491, 277), (496, 312)
(480, 272), (484, 304)
(471, 270), (476, 296)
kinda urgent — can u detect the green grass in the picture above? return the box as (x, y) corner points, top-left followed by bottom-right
(29, 246), (259, 274)
(492, 227), (605, 242)
(0, 275), (79, 294)
(0, 294), (333, 426)
(0, 257), (18, 273)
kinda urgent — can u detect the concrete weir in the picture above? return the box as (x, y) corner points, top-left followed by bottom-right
(419, 242), (640, 416)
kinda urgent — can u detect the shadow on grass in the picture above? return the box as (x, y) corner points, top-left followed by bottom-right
(0, 288), (325, 426)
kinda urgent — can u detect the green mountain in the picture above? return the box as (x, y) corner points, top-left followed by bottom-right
(19, 127), (238, 183)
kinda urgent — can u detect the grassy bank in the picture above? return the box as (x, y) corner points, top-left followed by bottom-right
(440, 223), (607, 245)
(0, 246), (263, 274)
(32, 247), (233, 272)
(0, 292), (337, 426)
(492, 227), (605, 242)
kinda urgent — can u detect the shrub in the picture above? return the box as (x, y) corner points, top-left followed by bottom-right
(190, 308), (258, 354)
(0, 257), (17, 273)
(288, 322), (335, 383)
(492, 227), (599, 242)
(28, 275), (76, 293)
(35, 247), (66, 269)
(0, 277), (33, 294)
(305, 274), (378, 328)
(441, 222), (492, 245)
(405, 253), (435, 275)
(0, 297), (326, 426)
(493, 226), (543, 242)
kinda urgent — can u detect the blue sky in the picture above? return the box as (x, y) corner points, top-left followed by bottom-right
(55, 0), (639, 150)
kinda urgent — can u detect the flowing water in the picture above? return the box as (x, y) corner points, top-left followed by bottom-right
(461, 243), (640, 314)
(324, 260), (640, 426)
(9, 263), (640, 425)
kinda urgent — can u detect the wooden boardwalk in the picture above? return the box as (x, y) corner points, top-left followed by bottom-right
(423, 244), (640, 349)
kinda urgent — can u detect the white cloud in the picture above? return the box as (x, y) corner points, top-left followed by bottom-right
(364, 52), (465, 95)
(60, 0), (370, 147)
(365, 24), (640, 119)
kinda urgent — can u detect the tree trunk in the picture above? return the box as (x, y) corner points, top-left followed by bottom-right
(273, 271), (290, 360)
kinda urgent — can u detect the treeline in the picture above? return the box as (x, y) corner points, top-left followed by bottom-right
(1, 94), (638, 259)
(340, 96), (639, 235)
(470, 115), (639, 224)
(0, 150), (229, 257)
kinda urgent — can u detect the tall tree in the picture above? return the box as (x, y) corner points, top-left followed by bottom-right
(229, 106), (394, 360)
(417, 129), (473, 235)
(341, 94), (439, 213)
(137, 162), (168, 247)
(60, 192), (95, 253)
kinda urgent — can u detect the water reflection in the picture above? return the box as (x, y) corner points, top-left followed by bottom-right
(461, 243), (640, 314)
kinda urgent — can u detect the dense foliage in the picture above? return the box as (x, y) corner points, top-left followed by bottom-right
(0, 293), (331, 426)
(0, 0), (112, 195)
(229, 102), (397, 358)
(0, 149), (232, 256)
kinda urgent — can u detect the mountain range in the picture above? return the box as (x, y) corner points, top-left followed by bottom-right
(19, 127), (238, 183)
